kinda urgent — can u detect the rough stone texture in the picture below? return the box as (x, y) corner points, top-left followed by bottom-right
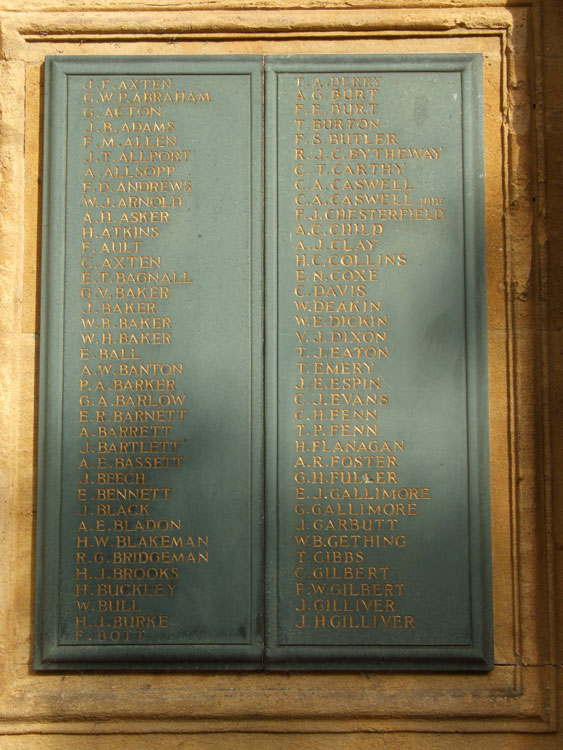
(0, 0), (561, 746)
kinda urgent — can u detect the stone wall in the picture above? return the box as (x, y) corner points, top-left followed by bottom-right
(0, 1), (560, 746)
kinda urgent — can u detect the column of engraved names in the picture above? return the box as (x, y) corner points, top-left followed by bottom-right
(290, 73), (441, 635)
(74, 76), (208, 644)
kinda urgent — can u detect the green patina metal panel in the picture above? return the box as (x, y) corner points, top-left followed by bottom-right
(264, 55), (492, 670)
(35, 57), (264, 669)
(36, 54), (491, 671)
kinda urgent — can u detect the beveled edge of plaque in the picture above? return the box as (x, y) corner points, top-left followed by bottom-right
(34, 55), (265, 671)
(263, 53), (493, 671)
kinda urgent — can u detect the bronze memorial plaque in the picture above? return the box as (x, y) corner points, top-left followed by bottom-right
(263, 56), (491, 670)
(35, 57), (264, 669)
(35, 55), (492, 671)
